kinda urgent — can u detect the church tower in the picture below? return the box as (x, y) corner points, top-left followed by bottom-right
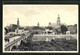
(17, 18), (19, 28)
(57, 15), (61, 26)
(37, 22), (40, 27)
(16, 18), (20, 33)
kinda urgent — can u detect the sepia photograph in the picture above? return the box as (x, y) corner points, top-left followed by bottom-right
(3, 5), (79, 53)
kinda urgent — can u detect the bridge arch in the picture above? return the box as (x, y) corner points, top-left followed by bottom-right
(11, 45), (17, 51)
(10, 40), (21, 51)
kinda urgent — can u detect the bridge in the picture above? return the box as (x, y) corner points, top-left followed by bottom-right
(5, 33), (31, 51)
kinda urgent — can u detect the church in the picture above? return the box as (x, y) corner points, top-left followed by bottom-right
(48, 15), (66, 34)
(48, 15), (66, 28)
(15, 18), (24, 35)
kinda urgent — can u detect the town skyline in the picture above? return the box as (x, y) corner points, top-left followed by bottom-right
(3, 5), (78, 27)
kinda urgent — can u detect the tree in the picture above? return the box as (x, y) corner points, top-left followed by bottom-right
(4, 28), (9, 34)
(61, 25), (68, 34)
(74, 24), (77, 34)
(4, 24), (18, 34)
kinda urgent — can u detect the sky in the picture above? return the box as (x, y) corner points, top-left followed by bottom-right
(3, 5), (78, 27)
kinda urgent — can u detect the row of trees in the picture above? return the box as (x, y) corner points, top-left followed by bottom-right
(4, 24), (18, 34)
(61, 25), (68, 34)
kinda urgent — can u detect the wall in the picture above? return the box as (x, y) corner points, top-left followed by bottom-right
(32, 34), (77, 41)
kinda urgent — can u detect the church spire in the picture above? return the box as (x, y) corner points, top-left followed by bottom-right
(17, 18), (19, 28)
(57, 14), (61, 26)
(58, 14), (59, 17)
(37, 22), (40, 27)
(58, 14), (60, 19)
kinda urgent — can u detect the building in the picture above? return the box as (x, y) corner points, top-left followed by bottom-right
(48, 15), (66, 28)
(31, 26), (45, 34)
(48, 15), (64, 34)
(67, 25), (77, 34)
(15, 27), (24, 35)
(23, 27), (30, 34)
(15, 18), (24, 35)
(48, 15), (61, 27)
(48, 15), (77, 34)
